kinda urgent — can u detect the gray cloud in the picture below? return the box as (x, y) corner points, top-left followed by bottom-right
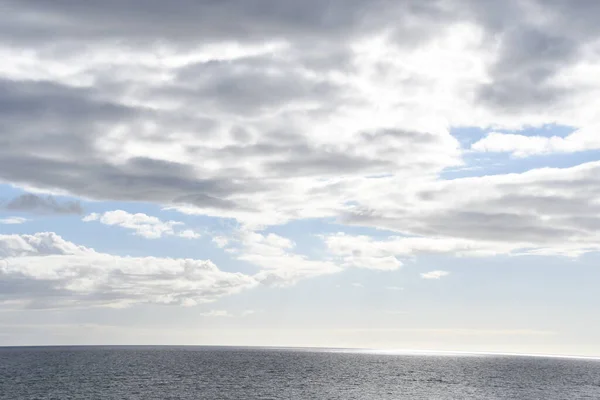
(169, 57), (342, 115)
(0, 151), (257, 211)
(477, 28), (577, 112)
(3, 194), (83, 215)
(0, 72), (453, 214)
(338, 161), (600, 252)
(1, 1), (596, 114)
(0, 78), (143, 160)
(0, 0), (414, 46)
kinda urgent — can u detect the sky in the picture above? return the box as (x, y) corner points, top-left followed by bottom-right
(1, 0), (600, 356)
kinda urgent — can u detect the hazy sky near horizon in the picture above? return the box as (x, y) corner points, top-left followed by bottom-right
(1, 0), (600, 356)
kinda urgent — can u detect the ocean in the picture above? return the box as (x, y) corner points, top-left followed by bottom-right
(1, 346), (599, 399)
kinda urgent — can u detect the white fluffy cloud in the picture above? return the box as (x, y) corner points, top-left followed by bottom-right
(0, 232), (257, 308)
(83, 210), (200, 239)
(421, 270), (450, 280)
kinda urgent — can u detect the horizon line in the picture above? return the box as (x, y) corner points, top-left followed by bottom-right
(1, 344), (599, 361)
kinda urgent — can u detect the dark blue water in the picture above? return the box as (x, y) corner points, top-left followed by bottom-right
(1, 347), (599, 399)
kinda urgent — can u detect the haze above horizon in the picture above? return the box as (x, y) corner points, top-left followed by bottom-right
(1, 0), (599, 357)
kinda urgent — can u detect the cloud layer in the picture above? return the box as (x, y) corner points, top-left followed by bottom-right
(1, 0), (600, 281)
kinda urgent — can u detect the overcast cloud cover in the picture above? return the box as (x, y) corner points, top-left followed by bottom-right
(1, 0), (600, 353)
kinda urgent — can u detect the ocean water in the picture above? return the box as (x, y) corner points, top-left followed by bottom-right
(1, 347), (599, 399)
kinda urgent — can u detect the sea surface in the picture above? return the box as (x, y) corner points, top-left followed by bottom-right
(1, 346), (599, 399)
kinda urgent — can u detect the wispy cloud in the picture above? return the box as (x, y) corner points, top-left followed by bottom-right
(199, 310), (233, 317)
(177, 229), (202, 239)
(0, 217), (27, 225)
(83, 210), (200, 239)
(212, 236), (230, 248)
(197, 309), (261, 317)
(420, 270), (450, 280)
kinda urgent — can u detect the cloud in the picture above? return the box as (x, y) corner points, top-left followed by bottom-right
(0, 232), (257, 308)
(0, 0), (599, 263)
(199, 310), (233, 317)
(216, 229), (342, 286)
(199, 309), (260, 317)
(0, 232), (89, 258)
(0, 1), (466, 229)
(476, 27), (576, 113)
(177, 230), (202, 239)
(0, 217), (27, 225)
(83, 210), (199, 239)
(324, 233), (513, 267)
(212, 236), (230, 248)
(3, 194), (83, 215)
(471, 127), (600, 157)
(0, 0), (442, 47)
(240, 232), (343, 286)
(216, 228), (419, 287)
(420, 270), (450, 280)
(337, 161), (600, 257)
